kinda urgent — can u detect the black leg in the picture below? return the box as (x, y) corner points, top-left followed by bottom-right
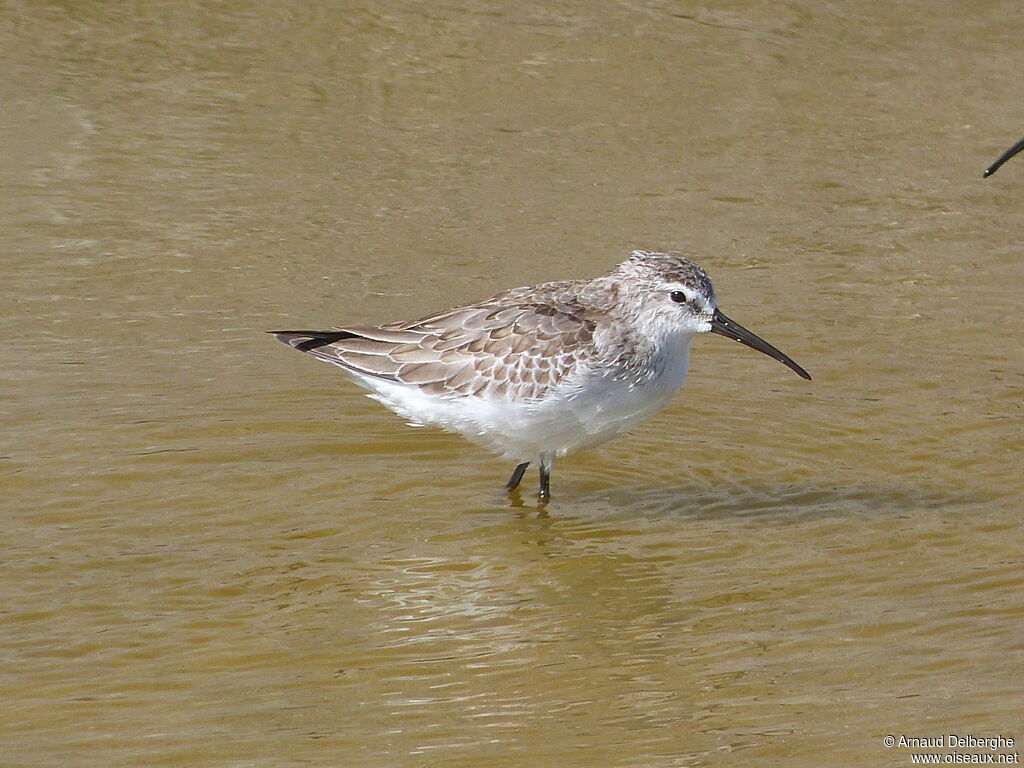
(506, 461), (530, 491)
(538, 455), (552, 502)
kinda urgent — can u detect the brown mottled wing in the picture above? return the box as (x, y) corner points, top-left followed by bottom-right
(272, 285), (597, 401)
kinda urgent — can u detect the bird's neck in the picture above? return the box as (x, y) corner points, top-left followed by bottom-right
(603, 326), (694, 389)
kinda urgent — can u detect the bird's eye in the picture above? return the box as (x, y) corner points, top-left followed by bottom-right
(670, 291), (688, 304)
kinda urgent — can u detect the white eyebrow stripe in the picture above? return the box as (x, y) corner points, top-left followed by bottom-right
(667, 283), (714, 312)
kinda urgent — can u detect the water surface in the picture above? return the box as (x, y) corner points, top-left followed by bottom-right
(2, 2), (1022, 766)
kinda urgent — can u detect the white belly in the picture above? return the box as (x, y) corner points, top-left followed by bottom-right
(351, 337), (693, 462)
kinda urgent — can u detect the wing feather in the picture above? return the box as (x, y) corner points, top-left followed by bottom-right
(270, 284), (598, 400)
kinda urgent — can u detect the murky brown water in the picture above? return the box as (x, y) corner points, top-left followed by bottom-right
(3, 2), (1022, 766)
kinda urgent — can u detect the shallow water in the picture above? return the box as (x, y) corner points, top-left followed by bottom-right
(2, 2), (1023, 766)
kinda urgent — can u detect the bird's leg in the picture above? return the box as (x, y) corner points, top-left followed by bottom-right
(538, 454), (553, 502)
(506, 461), (530, 491)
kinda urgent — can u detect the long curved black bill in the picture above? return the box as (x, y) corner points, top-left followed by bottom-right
(710, 308), (811, 381)
(984, 136), (1024, 178)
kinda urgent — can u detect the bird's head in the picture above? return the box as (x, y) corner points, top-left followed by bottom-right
(610, 250), (811, 380)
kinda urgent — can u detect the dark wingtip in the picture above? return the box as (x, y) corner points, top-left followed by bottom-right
(268, 330), (355, 352)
